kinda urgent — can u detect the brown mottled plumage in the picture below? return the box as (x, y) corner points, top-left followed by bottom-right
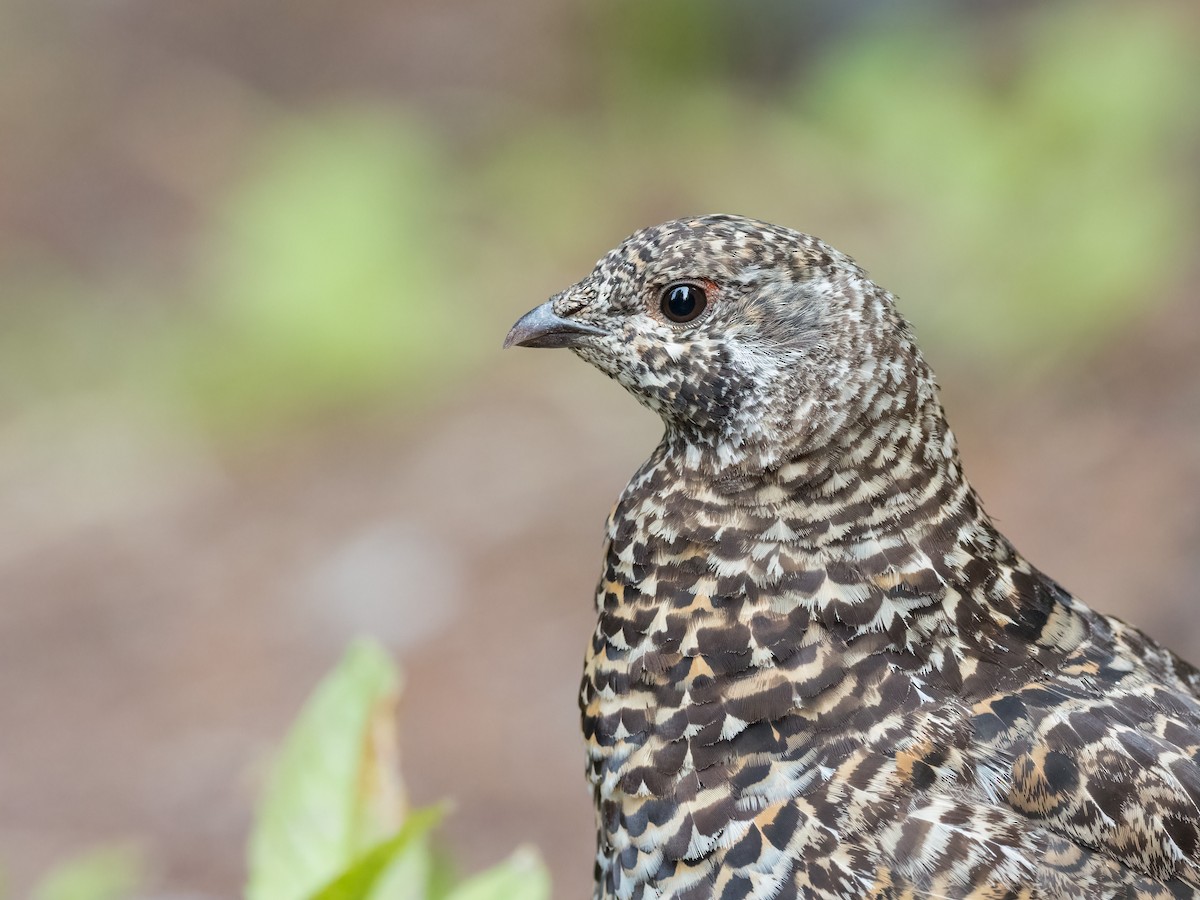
(504, 215), (1200, 899)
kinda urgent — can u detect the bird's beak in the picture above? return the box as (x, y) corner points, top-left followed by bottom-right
(503, 300), (605, 349)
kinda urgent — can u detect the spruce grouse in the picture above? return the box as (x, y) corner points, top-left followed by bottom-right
(504, 215), (1200, 899)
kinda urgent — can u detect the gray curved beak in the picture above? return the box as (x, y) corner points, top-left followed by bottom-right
(503, 300), (605, 349)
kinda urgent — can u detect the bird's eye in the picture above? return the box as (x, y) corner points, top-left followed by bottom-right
(660, 282), (708, 323)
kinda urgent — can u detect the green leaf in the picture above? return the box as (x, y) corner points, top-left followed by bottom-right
(359, 837), (430, 900)
(363, 830), (463, 900)
(30, 846), (140, 900)
(247, 639), (407, 900)
(310, 806), (443, 900)
(443, 848), (551, 900)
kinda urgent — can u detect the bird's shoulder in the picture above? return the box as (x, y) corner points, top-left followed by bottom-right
(968, 609), (1200, 891)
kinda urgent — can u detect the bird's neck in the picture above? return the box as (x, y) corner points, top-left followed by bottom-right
(602, 410), (1086, 697)
(621, 379), (1082, 663)
(662, 379), (993, 559)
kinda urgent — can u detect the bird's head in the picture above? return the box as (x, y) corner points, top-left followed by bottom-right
(505, 215), (932, 476)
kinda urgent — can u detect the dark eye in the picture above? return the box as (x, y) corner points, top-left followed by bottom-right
(660, 282), (708, 323)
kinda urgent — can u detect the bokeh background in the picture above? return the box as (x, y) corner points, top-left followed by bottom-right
(1, 0), (1198, 896)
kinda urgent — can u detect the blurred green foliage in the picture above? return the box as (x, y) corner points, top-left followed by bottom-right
(248, 639), (408, 899)
(185, 110), (472, 432)
(26, 846), (140, 900)
(249, 640), (550, 900)
(15, 642), (550, 900)
(1, 1), (1196, 435)
(799, 4), (1198, 362)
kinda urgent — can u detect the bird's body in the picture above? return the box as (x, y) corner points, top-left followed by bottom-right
(505, 216), (1200, 899)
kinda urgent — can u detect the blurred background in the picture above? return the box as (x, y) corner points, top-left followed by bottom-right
(1, 0), (1198, 896)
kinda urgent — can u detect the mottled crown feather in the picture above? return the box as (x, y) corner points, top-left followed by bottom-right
(551, 214), (936, 476)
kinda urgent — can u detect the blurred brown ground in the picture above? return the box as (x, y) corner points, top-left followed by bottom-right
(0, 1), (1198, 898)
